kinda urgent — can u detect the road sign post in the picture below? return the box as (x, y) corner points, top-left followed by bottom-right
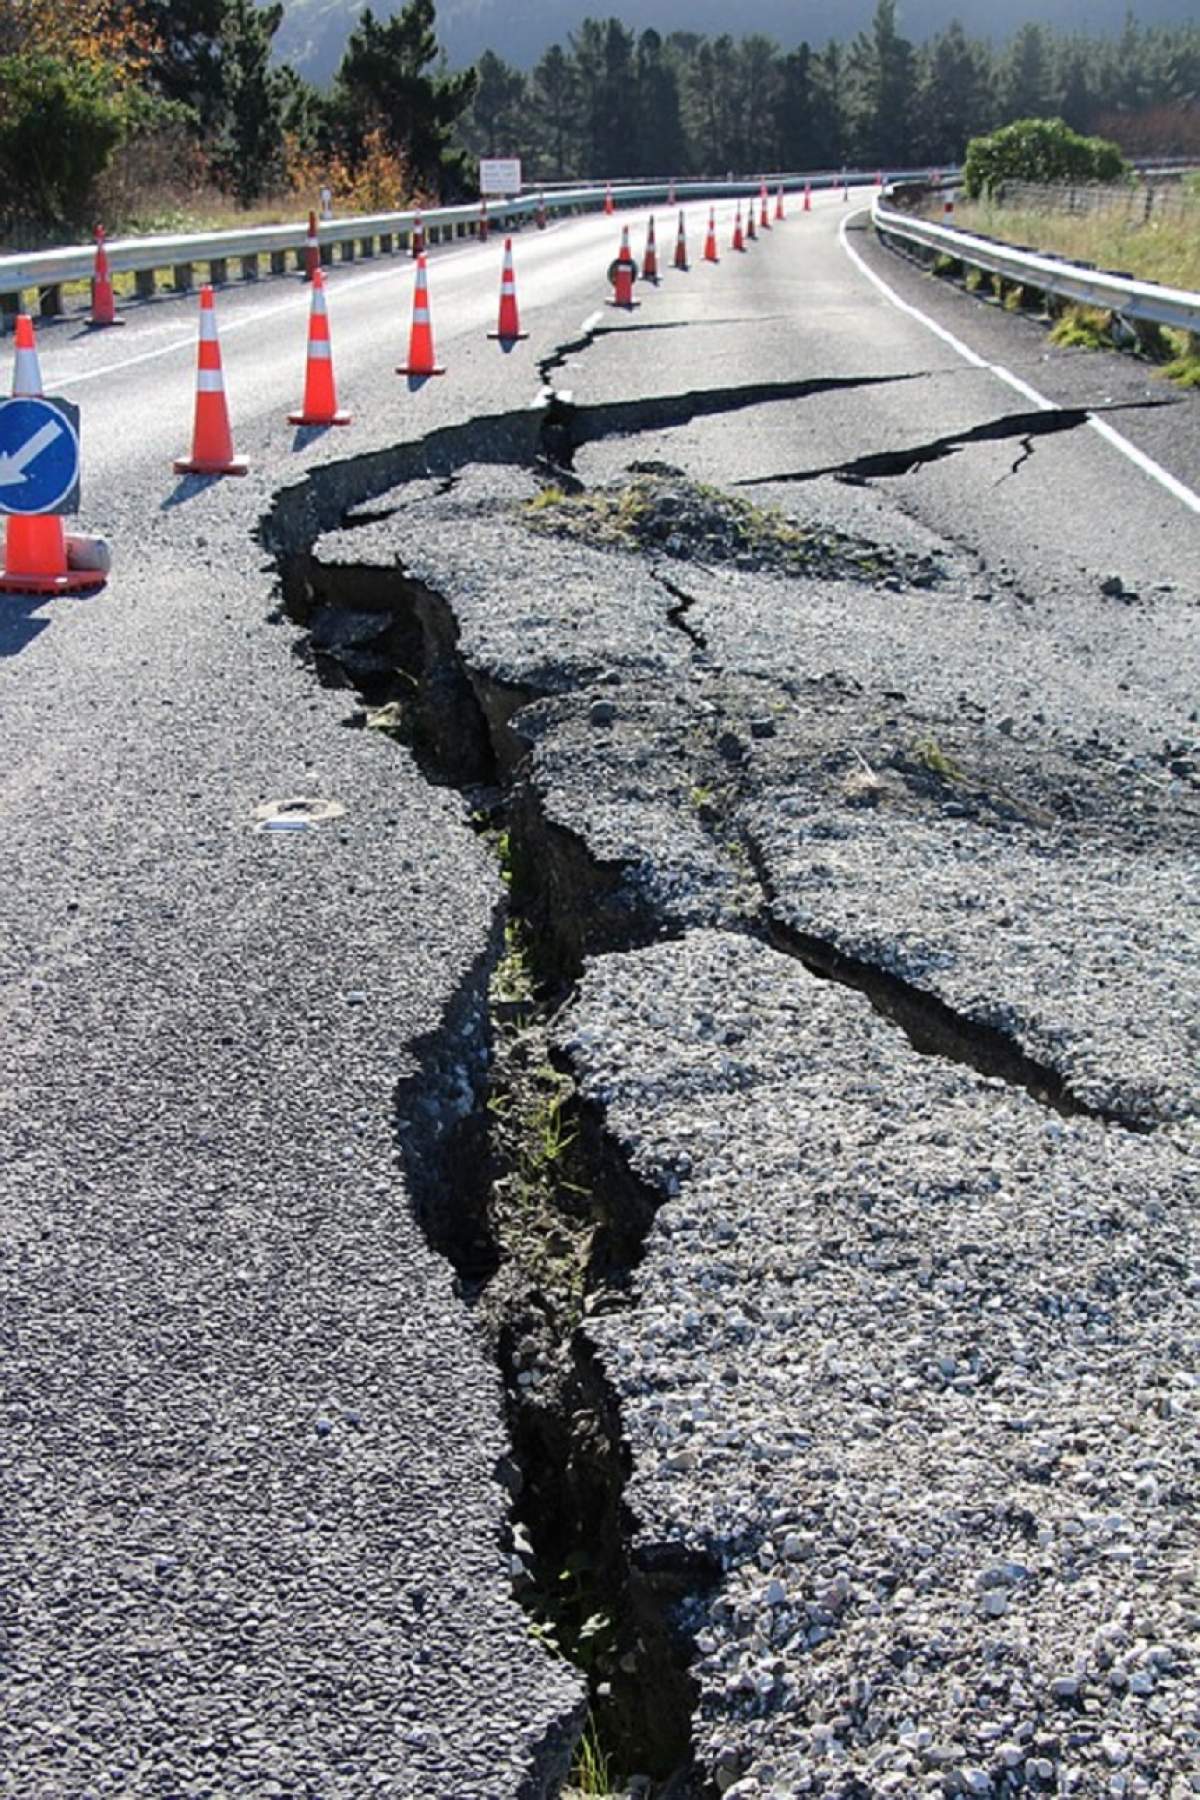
(0, 396), (81, 515)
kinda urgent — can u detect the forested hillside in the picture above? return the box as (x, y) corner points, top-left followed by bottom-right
(2, 0), (1196, 244)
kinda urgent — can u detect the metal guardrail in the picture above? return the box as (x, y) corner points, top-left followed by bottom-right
(0, 171), (943, 326)
(871, 197), (1200, 335)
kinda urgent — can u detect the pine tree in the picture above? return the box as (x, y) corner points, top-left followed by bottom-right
(913, 20), (992, 163)
(333, 1), (477, 195)
(847, 0), (915, 166)
(1003, 23), (1054, 120)
(463, 49), (525, 160)
(530, 43), (577, 179)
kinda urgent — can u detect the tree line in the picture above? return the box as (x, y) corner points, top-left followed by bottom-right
(460, 7), (1200, 179)
(2, 0), (1198, 240)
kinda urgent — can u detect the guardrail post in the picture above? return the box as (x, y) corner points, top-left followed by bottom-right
(0, 292), (19, 331)
(38, 284), (63, 318)
(135, 268), (156, 300)
(359, 236), (374, 258)
(209, 257), (228, 285)
(380, 232), (394, 255)
(240, 254), (259, 281)
(340, 239), (356, 262)
(319, 243), (333, 267)
(174, 261), (194, 291)
(270, 250), (287, 275)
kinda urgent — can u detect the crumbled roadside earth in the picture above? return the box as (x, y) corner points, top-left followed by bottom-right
(559, 931), (1200, 1800)
(520, 467), (945, 591)
(309, 459), (1198, 1129)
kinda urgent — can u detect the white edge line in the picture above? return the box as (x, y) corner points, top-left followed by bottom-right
(839, 209), (1200, 519)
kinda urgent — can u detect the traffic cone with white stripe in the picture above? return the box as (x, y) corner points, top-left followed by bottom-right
(1, 315), (106, 595)
(759, 183), (771, 230)
(609, 226), (637, 309)
(173, 285), (248, 475)
(397, 255), (445, 375)
(804, 182), (812, 213)
(674, 210), (688, 269)
(643, 215), (659, 282)
(88, 227), (124, 328)
(488, 237), (528, 341)
(303, 211), (320, 282)
(732, 204), (745, 251)
(12, 311), (43, 397)
(604, 182), (614, 216)
(703, 207), (718, 262)
(746, 202), (757, 241)
(289, 270), (350, 425)
(412, 211), (425, 257)
(775, 184), (785, 221)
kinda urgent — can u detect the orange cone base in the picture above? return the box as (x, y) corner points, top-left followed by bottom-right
(288, 407), (352, 425)
(173, 455), (250, 475)
(0, 568), (106, 595)
(486, 330), (529, 341)
(606, 299), (639, 310)
(86, 317), (126, 330)
(396, 363), (445, 376)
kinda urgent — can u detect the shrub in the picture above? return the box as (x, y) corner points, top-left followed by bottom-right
(0, 52), (129, 230)
(962, 117), (1128, 199)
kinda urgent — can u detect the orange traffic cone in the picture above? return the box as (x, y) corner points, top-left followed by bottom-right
(12, 311), (43, 398)
(604, 182), (614, 216)
(289, 270), (350, 426)
(397, 255), (445, 375)
(488, 237), (528, 342)
(1, 316), (106, 596)
(609, 226), (637, 309)
(746, 203), (757, 242)
(804, 182), (812, 213)
(732, 205), (744, 252)
(703, 207), (718, 262)
(88, 227), (124, 328)
(674, 211), (688, 269)
(759, 184), (771, 230)
(173, 286), (248, 475)
(775, 184), (785, 221)
(479, 198), (489, 242)
(303, 211), (320, 282)
(412, 211), (425, 258)
(536, 191), (548, 229)
(643, 216), (659, 282)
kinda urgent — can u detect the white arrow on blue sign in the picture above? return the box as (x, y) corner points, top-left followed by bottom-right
(0, 396), (81, 516)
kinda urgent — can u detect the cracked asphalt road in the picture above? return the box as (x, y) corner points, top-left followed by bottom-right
(2, 189), (1197, 1797)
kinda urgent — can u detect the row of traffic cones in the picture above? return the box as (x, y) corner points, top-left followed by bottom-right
(171, 231), (531, 472)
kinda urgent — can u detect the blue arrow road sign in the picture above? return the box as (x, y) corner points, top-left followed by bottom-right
(0, 396), (81, 516)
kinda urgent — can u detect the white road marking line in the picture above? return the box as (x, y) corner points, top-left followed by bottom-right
(838, 210), (1200, 518)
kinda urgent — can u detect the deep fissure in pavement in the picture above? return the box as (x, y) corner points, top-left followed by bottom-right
(260, 381), (1162, 1791)
(269, 510), (713, 1794)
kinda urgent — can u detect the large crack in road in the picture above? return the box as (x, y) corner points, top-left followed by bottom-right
(261, 376), (1198, 1796)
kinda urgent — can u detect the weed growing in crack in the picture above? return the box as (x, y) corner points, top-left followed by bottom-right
(566, 1710), (618, 1797)
(519, 471), (943, 588)
(912, 735), (965, 783)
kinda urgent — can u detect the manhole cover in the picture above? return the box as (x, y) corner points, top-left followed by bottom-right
(253, 795), (346, 832)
